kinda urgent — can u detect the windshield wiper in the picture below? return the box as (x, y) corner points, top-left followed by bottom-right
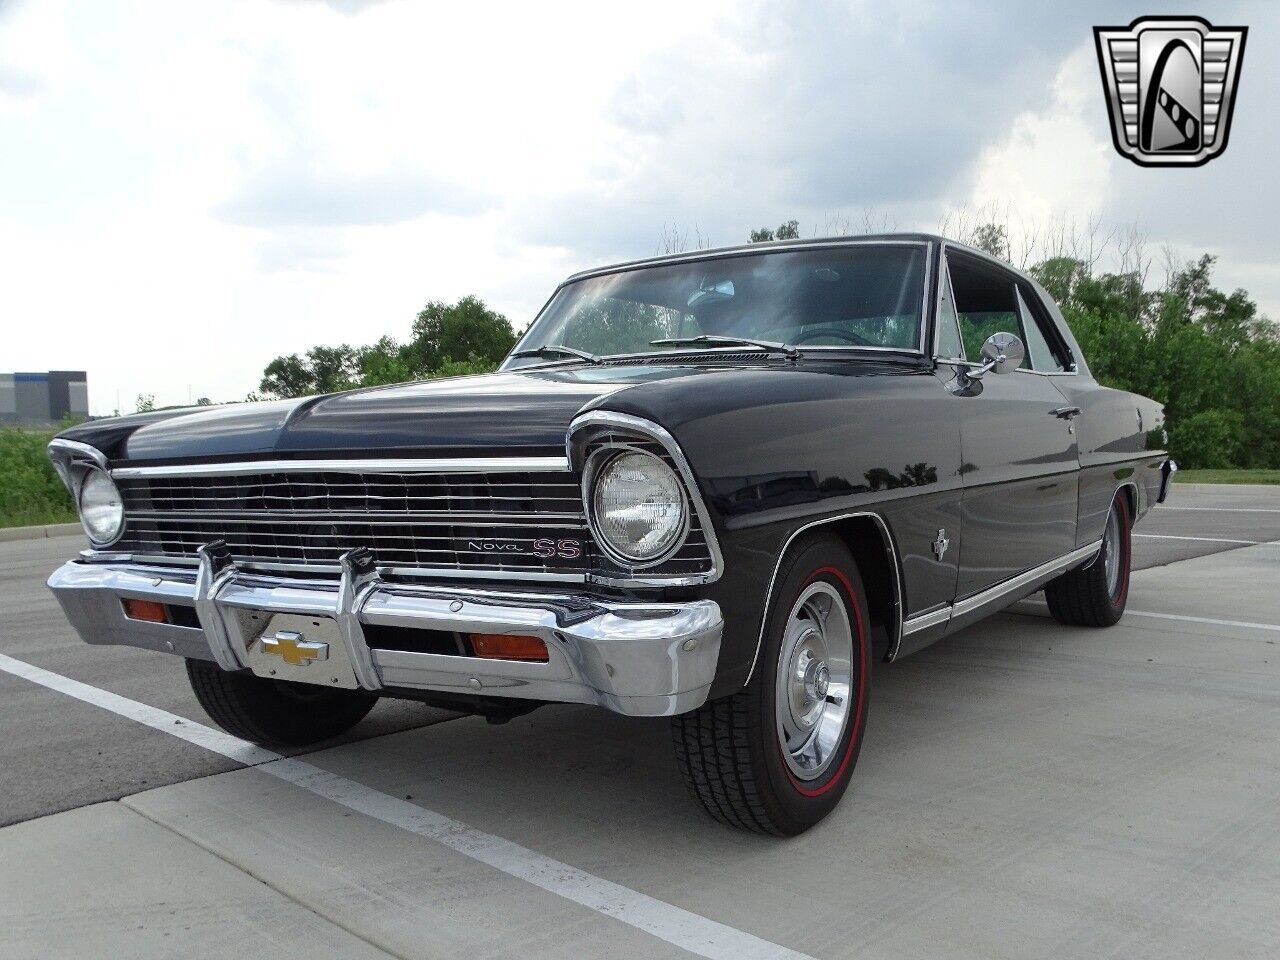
(509, 344), (602, 365)
(649, 334), (800, 359)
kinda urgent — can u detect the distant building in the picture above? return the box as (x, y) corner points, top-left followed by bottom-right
(0, 371), (88, 426)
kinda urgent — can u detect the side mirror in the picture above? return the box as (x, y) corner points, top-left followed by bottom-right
(974, 332), (1025, 377)
(952, 332), (1025, 393)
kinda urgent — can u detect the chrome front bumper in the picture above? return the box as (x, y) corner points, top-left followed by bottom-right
(47, 548), (723, 717)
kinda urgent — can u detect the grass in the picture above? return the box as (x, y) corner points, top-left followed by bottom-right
(1176, 469), (1280, 485)
(0, 427), (77, 529)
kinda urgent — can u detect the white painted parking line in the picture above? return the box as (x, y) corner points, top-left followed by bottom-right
(1017, 601), (1280, 634)
(1158, 506), (1280, 513)
(1122, 610), (1280, 633)
(1134, 533), (1269, 545)
(0, 652), (813, 960)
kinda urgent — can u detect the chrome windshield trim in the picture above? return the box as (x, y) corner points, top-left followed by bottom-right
(568, 410), (725, 586)
(515, 238), (934, 365)
(563, 237), (933, 282)
(111, 456), (571, 479)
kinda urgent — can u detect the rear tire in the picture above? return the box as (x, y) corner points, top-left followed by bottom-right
(186, 659), (377, 747)
(1045, 490), (1132, 627)
(672, 536), (870, 835)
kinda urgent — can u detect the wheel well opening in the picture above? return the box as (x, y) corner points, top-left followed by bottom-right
(827, 516), (899, 663)
(1118, 482), (1137, 528)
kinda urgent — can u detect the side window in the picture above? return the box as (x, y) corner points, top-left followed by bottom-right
(1015, 287), (1070, 372)
(936, 266), (965, 359)
(946, 256), (1028, 368)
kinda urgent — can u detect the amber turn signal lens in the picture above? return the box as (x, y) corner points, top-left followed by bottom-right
(469, 633), (549, 662)
(122, 599), (169, 623)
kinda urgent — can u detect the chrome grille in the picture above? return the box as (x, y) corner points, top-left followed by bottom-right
(113, 468), (592, 575)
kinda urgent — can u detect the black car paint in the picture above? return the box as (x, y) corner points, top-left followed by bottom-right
(57, 235), (1168, 704)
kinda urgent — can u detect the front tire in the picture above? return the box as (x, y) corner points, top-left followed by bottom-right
(672, 536), (870, 835)
(1045, 490), (1132, 627)
(186, 659), (377, 747)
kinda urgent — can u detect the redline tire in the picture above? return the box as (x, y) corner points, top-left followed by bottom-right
(672, 536), (870, 835)
(186, 659), (377, 747)
(1045, 491), (1132, 627)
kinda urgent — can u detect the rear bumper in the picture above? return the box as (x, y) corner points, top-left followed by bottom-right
(47, 549), (722, 717)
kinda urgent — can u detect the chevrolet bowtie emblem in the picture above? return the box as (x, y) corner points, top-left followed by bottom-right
(261, 630), (328, 666)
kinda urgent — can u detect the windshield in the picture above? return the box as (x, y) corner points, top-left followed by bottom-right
(505, 243), (926, 366)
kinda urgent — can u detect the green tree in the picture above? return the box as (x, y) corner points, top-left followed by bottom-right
(259, 295), (515, 399)
(970, 222), (1008, 260)
(403, 295), (516, 374)
(750, 219), (800, 243)
(259, 354), (314, 398)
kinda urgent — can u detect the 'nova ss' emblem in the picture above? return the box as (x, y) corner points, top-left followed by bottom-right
(261, 630), (328, 666)
(465, 538), (582, 560)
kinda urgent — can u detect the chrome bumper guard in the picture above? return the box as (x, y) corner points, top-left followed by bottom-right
(47, 545), (723, 717)
(1158, 458), (1178, 503)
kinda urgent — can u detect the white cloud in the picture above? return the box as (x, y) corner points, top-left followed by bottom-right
(1, 0), (1276, 414)
(0, 0), (70, 111)
(966, 44), (1113, 228)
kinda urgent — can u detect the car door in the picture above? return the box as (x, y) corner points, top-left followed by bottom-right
(936, 250), (1080, 599)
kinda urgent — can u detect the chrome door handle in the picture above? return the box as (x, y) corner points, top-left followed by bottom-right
(1051, 406), (1082, 419)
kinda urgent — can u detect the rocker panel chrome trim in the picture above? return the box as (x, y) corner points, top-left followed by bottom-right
(901, 540), (1103, 638)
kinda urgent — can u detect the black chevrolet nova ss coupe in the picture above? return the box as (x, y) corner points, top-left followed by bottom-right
(47, 234), (1175, 834)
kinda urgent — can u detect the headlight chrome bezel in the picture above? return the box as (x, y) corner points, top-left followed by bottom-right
(77, 467), (126, 546)
(584, 446), (690, 568)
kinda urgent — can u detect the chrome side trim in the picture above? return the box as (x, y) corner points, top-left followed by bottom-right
(952, 541), (1100, 620)
(568, 410), (725, 586)
(111, 456), (571, 479)
(902, 541), (1103, 639)
(900, 605), (951, 636)
(746, 511), (903, 685)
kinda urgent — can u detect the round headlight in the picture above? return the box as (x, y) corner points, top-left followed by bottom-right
(590, 450), (687, 564)
(78, 469), (124, 544)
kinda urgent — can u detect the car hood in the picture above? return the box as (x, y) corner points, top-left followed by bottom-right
(61, 366), (689, 463)
(58, 358), (927, 464)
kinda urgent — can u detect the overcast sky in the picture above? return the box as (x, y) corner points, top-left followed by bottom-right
(1, 0), (1275, 414)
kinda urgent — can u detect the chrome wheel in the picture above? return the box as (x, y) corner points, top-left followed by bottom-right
(775, 581), (854, 781)
(1104, 507), (1123, 598)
